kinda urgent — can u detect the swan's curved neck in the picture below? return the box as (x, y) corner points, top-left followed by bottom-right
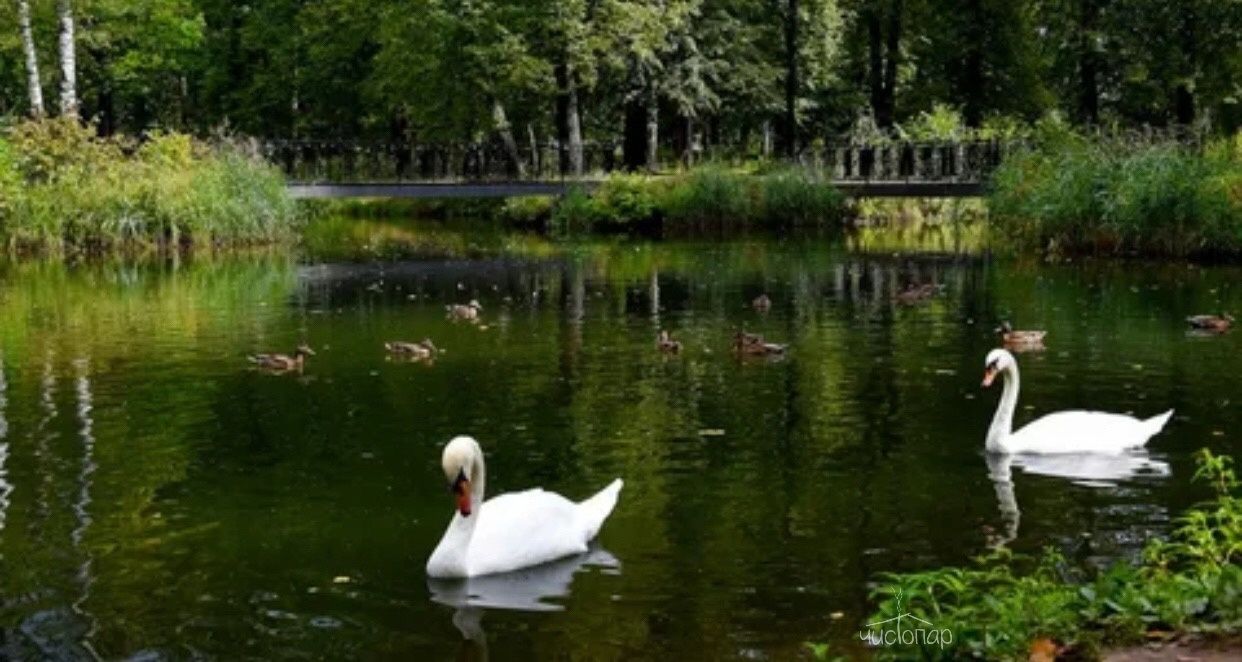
(428, 448), (488, 577)
(987, 363), (1019, 453)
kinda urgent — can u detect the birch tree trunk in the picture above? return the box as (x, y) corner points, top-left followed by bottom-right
(57, 0), (78, 118)
(492, 100), (526, 178)
(17, 0), (45, 118)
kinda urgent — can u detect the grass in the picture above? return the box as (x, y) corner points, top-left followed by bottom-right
(549, 165), (848, 233)
(852, 449), (1242, 660)
(0, 118), (300, 252)
(989, 131), (1242, 258)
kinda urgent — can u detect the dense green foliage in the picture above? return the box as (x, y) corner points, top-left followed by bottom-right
(2, 1), (1239, 154)
(546, 167), (846, 232)
(0, 119), (298, 250)
(990, 132), (1242, 257)
(861, 449), (1242, 660)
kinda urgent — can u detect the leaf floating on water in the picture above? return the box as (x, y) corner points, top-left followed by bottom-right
(332, 576), (352, 584)
(698, 429), (726, 437)
(829, 611), (844, 620)
(1212, 430), (1225, 437)
(1132, 364), (1144, 370)
(934, 368), (956, 376)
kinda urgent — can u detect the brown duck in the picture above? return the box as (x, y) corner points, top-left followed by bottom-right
(447, 300), (482, 322)
(656, 330), (682, 353)
(732, 331), (786, 356)
(1187, 314), (1233, 332)
(386, 339), (438, 359)
(996, 321), (1047, 346)
(248, 344), (315, 371)
(896, 284), (941, 305)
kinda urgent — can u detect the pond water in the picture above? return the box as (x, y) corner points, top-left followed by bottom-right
(0, 222), (1238, 660)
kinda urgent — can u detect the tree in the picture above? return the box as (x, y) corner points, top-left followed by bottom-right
(16, 0), (45, 117)
(57, 0), (78, 117)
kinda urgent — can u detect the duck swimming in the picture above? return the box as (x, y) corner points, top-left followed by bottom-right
(248, 344), (315, 372)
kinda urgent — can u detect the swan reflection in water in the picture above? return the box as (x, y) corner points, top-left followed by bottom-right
(985, 451), (1170, 548)
(427, 546), (619, 655)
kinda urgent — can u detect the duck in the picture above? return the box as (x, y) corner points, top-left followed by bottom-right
(732, 331), (786, 356)
(896, 283), (941, 304)
(386, 339), (437, 359)
(1186, 314), (1233, 332)
(447, 300), (483, 322)
(656, 330), (682, 353)
(248, 344), (315, 371)
(426, 436), (623, 578)
(981, 348), (1172, 455)
(752, 294), (772, 312)
(996, 321), (1047, 346)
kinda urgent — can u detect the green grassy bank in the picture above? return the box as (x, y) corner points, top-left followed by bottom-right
(989, 132), (1242, 258)
(0, 119), (300, 252)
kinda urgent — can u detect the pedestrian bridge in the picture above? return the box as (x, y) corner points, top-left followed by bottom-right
(264, 139), (1010, 199)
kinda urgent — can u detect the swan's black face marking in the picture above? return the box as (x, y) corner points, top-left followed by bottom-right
(449, 469), (467, 494)
(450, 469), (472, 517)
(982, 359), (1001, 387)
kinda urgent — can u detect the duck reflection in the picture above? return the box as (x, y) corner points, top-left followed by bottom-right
(427, 547), (619, 656)
(985, 451), (1170, 547)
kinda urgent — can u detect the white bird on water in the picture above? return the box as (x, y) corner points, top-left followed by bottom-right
(426, 436), (623, 579)
(980, 348), (1173, 455)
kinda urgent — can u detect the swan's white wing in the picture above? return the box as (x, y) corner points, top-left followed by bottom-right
(1010, 411), (1157, 454)
(466, 489), (590, 576)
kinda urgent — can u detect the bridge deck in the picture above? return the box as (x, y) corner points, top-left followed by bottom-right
(287, 180), (984, 200)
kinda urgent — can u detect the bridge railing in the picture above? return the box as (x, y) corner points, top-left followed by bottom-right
(258, 138), (1019, 184)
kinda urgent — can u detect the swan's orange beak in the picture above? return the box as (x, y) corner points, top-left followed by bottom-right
(454, 478), (472, 517)
(982, 367), (997, 388)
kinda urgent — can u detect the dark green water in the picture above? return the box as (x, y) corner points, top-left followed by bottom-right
(0, 225), (1238, 660)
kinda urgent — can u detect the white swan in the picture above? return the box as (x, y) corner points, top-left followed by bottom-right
(981, 349), (1173, 454)
(426, 436), (623, 579)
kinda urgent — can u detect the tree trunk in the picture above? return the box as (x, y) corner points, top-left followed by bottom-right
(1174, 5), (1196, 125)
(1077, 0), (1099, 125)
(565, 67), (584, 176)
(492, 100), (526, 178)
(645, 84), (659, 172)
(17, 0), (44, 118)
(781, 0), (799, 157)
(867, 4), (899, 129)
(57, 0), (78, 118)
(623, 98), (646, 170)
(555, 61), (585, 176)
(881, 0), (902, 128)
(868, 8), (883, 125)
(961, 0), (984, 126)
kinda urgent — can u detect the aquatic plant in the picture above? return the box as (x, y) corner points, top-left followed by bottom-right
(860, 449), (1242, 660)
(0, 118), (300, 251)
(549, 165), (846, 232)
(989, 132), (1242, 257)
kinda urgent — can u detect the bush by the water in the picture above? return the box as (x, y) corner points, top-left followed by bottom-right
(550, 166), (847, 232)
(990, 131), (1242, 257)
(854, 449), (1242, 660)
(0, 119), (299, 250)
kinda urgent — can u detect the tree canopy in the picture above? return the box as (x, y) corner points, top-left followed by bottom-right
(2, 0), (1239, 154)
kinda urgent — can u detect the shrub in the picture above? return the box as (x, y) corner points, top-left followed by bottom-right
(0, 119), (299, 251)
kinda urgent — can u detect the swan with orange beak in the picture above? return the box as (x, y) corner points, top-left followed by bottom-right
(427, 436), (623, 578)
